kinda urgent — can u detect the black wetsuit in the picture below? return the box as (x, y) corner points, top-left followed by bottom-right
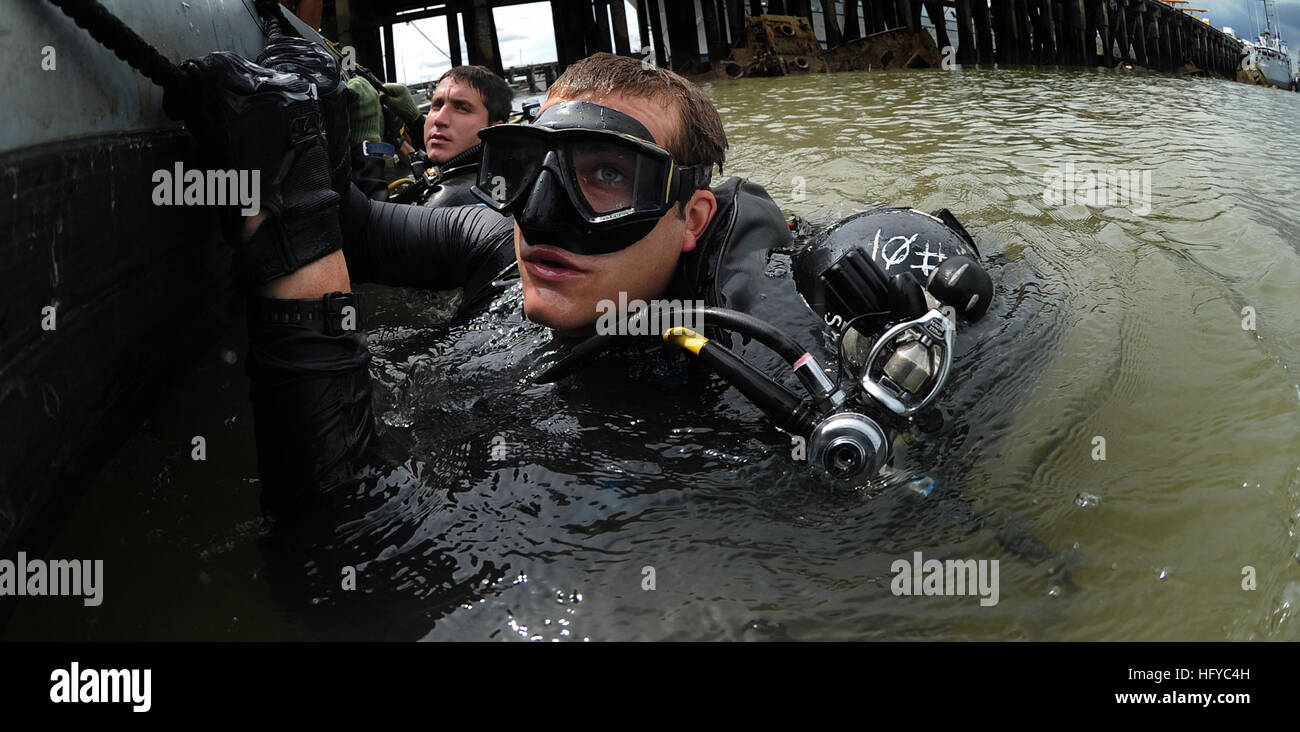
(417, 145), (484, 209)
(246, 176), (793, 518)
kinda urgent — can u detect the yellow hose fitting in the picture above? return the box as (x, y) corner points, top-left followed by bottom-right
(662, 327), (708, 355)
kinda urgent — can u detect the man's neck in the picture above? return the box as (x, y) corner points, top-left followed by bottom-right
(432, 144), (483, 172)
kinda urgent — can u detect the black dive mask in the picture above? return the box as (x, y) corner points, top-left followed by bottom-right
(471, 100), (713, 256)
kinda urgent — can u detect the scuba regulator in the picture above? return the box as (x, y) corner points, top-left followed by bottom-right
(787, 207), (992, 483)
(537, 207), (994, 486)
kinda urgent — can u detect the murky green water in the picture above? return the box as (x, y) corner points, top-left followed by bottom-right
(6, 66), (1299, 641)
(714, 66), (1300, 640)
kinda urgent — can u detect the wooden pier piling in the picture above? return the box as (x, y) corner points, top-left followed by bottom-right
(324, 0), (1244, 86)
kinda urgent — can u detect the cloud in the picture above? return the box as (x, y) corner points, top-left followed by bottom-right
(1194, 0), (1298, 67)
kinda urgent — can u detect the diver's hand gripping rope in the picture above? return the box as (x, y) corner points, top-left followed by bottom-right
(45, 0), (299, 120)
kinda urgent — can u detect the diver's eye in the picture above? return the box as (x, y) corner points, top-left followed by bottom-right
(596, 165), (625, 184)
(574, 147), (636, 213)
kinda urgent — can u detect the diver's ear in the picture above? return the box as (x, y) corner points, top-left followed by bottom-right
(680, 189), (716, 254)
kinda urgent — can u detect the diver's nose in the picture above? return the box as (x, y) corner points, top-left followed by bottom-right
(518, 167), (570, 231)
(431, 98), (452, 126)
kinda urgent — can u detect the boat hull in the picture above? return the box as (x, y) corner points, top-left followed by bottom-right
(0, 0), (269, 565)
(1251, 48), (1293, 87)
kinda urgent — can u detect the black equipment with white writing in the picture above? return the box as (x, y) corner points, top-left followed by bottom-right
(793, 207), (991, 329)
(538, 208), (993, 486)
(793, 207), (993, 420)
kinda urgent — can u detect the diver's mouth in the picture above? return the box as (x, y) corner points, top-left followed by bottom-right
(522, 246), (587, 281)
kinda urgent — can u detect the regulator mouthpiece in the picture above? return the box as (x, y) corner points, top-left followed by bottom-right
(858, 309), (955, 416)
(808, 412), (889, 482)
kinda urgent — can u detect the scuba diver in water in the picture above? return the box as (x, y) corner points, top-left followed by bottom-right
(374, 65), (513, 207)
(409, 65), (513, 208)
(174, 42), (992, 517)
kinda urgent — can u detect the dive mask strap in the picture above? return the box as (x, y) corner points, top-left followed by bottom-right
(669, 163), (713, 206)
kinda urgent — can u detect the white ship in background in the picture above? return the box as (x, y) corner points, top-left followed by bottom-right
(1241, 0), (1294, 87)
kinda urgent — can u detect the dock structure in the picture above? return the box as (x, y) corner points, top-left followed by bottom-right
(319, 0), (1244, 82)
(502, 62), (561, 91)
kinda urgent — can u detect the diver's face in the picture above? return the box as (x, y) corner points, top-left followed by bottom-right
(515, 92), (717, 336)
(424, 78), (491, 163)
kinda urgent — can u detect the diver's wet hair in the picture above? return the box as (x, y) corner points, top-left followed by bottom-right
(435, 65), (513, 123)
(546, 52), (728, 174)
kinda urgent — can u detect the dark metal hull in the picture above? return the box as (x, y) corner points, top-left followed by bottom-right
(0, 0), (266, 563)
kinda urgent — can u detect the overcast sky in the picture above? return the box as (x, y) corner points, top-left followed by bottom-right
(1199, 0), (1298, 63)
(389, 0), (1298, 84)
(391, 1), (642, 84)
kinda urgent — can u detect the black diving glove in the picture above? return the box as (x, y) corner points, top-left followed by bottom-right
(255, 35), (353, 198)
(173, 51), (343, 286)
(382, 105), (407, 151)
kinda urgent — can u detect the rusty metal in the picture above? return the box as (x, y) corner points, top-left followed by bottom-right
(723, 14), (826, 78)
(716, 14), (943, 79)
(823, 27), (945, 71)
